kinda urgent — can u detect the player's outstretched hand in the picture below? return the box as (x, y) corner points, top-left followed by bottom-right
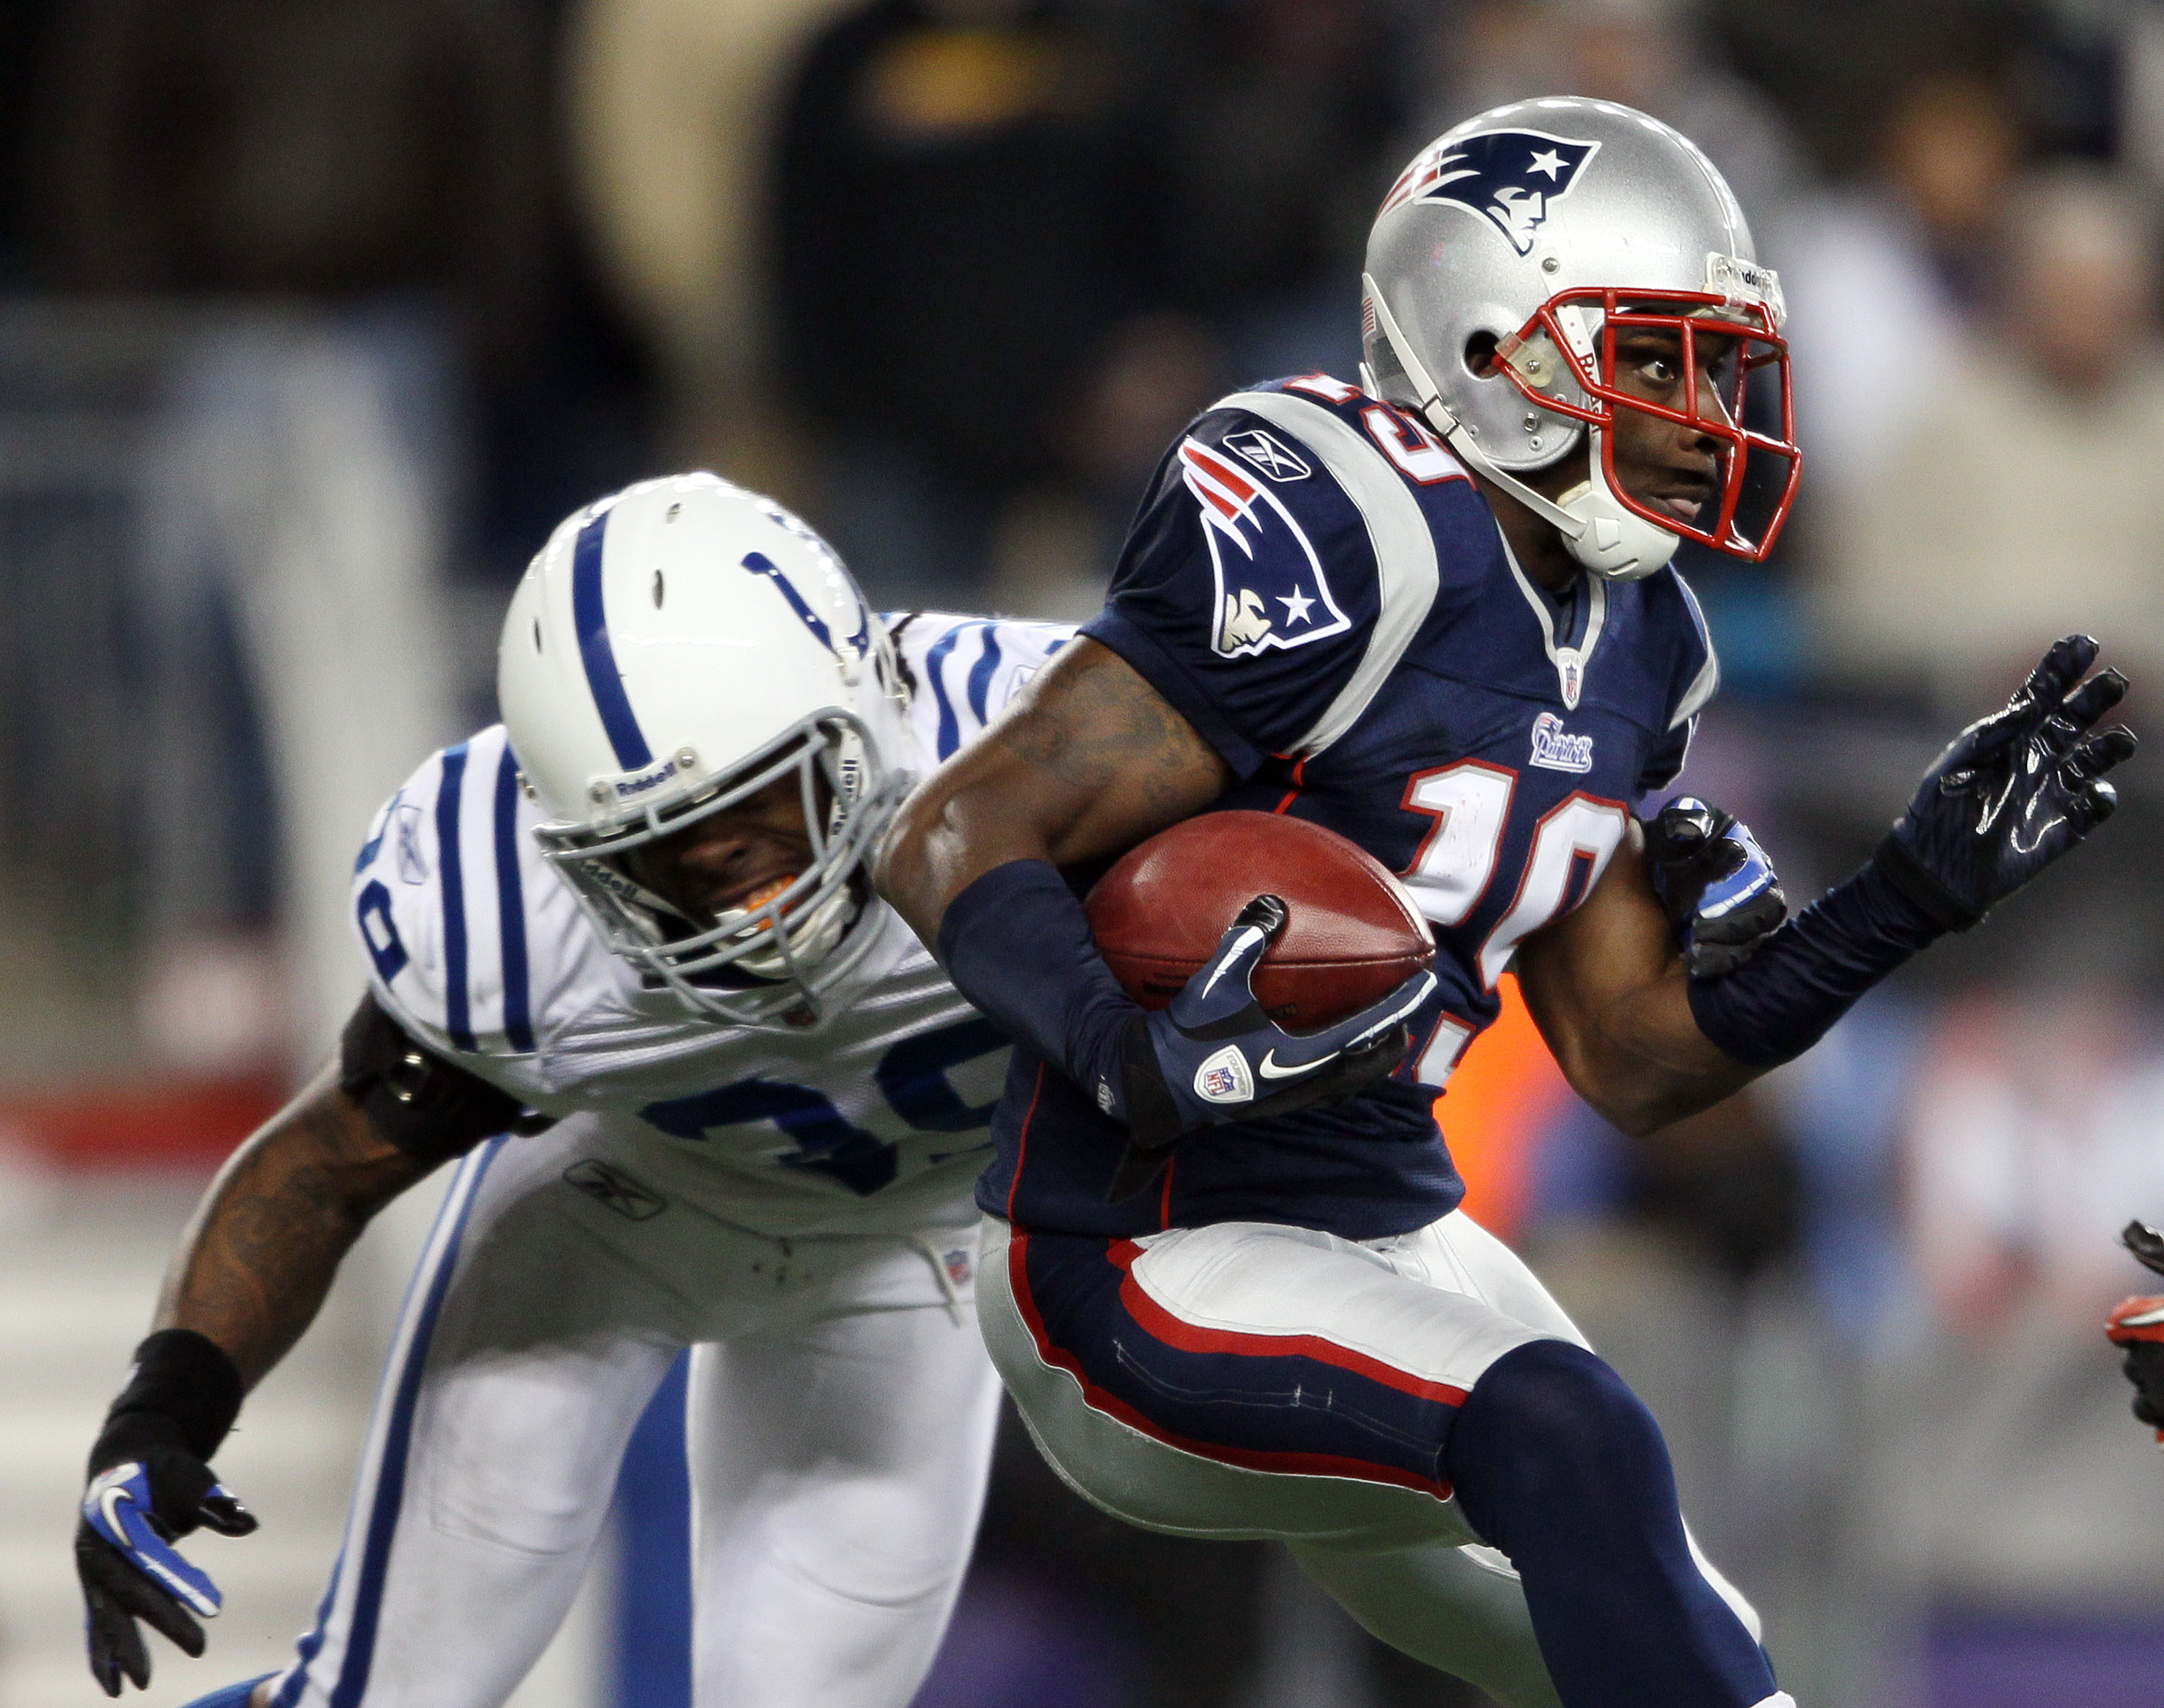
(78, 1407), (255, 1694)
(1643, 797), (1786, 977)
(2108, 1220), (2164, 1448)
(1877, 635), (2136, 930)
(1107, 895), (1435, 1199)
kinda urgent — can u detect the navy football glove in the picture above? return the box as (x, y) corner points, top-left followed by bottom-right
(1104, 894), (1435, 1199)
(1643, 797), (1787, 977)
(1876, 635), (2135, 931)
(78, 1332), (255, 1696)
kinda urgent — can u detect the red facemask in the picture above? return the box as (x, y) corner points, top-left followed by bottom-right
(1494, 286), (1802, 563)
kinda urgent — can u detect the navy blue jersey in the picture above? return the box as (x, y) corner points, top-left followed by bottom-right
(980, 374), (1718, 1240)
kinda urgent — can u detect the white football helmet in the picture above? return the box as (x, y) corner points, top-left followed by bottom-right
(1361, 97), (1800, 579)
(498, 472), (912, 1021)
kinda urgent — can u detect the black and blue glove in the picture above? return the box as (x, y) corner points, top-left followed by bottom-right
(1104, 894), (1435, 1199)
(1644, 797), (1787, 977)
(1875, 634), (2135, 931)
(77, 1331), (255, 1696)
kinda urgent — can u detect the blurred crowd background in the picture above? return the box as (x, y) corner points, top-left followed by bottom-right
(2, 0), (2163, 1704)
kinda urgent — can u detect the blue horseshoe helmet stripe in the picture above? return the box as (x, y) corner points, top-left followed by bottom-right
(744, 549), (873, 661)
(571, 507), (654, 770)
(742, 550), (840, 651)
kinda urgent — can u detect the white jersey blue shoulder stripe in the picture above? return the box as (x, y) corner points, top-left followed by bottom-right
(353, 723), (553, 1060)
(890, 612), (1073, 764)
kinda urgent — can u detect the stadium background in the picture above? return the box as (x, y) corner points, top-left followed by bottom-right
(2, 0), (2163, 1703)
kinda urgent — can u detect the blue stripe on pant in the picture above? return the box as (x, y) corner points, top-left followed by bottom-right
(611, 1354), (692, 1708)
(270, 1140), (506, 1708)
(1009, 1229), (1465, 1499)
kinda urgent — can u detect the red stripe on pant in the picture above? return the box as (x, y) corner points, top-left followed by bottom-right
(1007, 1229), (1456, 1499)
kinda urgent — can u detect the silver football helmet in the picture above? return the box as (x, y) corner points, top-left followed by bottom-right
(1362, 97), (1800, 578)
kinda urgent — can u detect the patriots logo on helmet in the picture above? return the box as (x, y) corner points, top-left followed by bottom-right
(1380, 129), (1601, 256)
(1178, 439), (1350, 660)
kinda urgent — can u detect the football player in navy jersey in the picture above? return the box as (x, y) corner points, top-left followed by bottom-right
(878, 98), (2135, 1708)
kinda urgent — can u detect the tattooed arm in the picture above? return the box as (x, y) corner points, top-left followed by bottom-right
(876, 638), (1230, 943)
(155, 1064), (437, 1389)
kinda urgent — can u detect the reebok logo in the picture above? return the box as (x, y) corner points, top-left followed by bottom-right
(1223, 428), (1311, 482)
(563, 1158), (667, 1220)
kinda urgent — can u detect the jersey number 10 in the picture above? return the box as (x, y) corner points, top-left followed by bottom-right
(1399, 762), (1629, 990)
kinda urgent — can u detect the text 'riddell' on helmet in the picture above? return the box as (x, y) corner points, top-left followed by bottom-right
(1360, 96), (1800, 580)
(497, 472), (914, 1023)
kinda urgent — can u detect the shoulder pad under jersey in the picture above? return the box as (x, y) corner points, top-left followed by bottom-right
(887, 612), (1076, 765)
(350, 724), (553, 1060)
(1082, 374), (1483, 776)
(1635, 565), (1722, 795)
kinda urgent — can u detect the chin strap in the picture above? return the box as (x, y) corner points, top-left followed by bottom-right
(1541, 444), (1681, 581)
(1361, 281), (1678, 581)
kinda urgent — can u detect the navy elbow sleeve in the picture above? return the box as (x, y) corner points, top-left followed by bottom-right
(1686, 850), (1944, 1068)
(936, 859), (1140, 1102)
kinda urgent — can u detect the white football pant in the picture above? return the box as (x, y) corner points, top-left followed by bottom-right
(979, 1210), (1764, 1708)
(264, 1127), (1001, 1708)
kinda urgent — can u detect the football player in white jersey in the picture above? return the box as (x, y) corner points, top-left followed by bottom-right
(72, 474), (1075, 1708)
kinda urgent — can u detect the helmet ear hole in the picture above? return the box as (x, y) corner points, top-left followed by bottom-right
(1463, 332), (1502, 378)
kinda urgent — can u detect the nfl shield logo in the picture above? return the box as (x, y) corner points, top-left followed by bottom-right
(1192, 1045), (1254, 1105)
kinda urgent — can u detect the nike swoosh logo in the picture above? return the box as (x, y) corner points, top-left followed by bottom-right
(1258, 1049), (1337, 1080)
(1200, 925), (1269, 1003)
(2123, 1305), (2164, 1328)
(98, 1483), (131, 1539)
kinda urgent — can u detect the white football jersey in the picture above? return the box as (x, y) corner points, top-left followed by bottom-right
(349, 613), (1073, 1238)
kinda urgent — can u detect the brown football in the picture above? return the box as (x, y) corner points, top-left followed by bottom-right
(1084, 810), (1435, 1030)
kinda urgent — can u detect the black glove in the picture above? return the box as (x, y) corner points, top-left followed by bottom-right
(78, 1331), (256, 1695)
(1643, 797), (1787, 977)
(1876, 635), (2135, 931)
(1105, 895), (1435, 1200)
(2108, 1222), (2164, 1442)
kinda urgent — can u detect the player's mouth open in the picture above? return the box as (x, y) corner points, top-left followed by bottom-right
(1645, 479), (1713, 523)
(722, 873), (799, 923)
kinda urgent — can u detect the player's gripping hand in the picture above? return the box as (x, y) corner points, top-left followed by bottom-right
(1105, 894), (1435, 1199)
(77, 1331), (255, 1695)
(2108, 1220), (2164, 1447)
(1644, 797), (1787, 977)
(1876, 635), (2136, 930)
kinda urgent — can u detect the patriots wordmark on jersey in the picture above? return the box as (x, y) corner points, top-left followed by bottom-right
(351, 613), (1072, 1240)
(980, 373), (1717, 1240)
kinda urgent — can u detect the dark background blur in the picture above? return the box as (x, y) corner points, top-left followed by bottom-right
(3, 1), (2164, 1705)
